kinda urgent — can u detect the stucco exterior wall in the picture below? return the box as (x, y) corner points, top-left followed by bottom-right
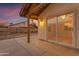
(75, 9), (79, 48)
(38, 4), (79, 48)
(38, 19), (47, 40)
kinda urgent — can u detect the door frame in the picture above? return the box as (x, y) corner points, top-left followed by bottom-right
(47, 12), (77, 48)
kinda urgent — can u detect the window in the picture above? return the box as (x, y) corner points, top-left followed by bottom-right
(57, 13), (73, 45)
(47, 13), (74, 46)
(47, 17), (57, 41)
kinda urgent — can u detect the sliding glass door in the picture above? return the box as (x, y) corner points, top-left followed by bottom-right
(47, 13), (74, 46)
(57, 13), (73, 45)
(47, 17), (57, 41)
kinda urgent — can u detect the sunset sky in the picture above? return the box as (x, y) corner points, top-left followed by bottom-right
(0, 3), (26, 25)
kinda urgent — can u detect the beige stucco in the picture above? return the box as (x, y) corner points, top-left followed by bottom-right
(38, 18), (47, 40)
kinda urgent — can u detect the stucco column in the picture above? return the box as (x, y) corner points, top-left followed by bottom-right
(38, 18), (47, 40)
(76, 9), (79, 48)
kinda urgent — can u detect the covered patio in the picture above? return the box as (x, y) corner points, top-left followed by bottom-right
(0, 3), (79, 56)
(0, 34), (79, 56)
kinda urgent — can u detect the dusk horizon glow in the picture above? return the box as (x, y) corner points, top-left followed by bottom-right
(0, 3), (27, 25)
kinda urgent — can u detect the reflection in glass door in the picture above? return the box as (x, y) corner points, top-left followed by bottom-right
(47, 17), (57, 41)
(47, 13), (74, 46)
(57, 13), (73, 45)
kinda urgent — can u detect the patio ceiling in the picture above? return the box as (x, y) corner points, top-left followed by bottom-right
(19, 3), (50, 20)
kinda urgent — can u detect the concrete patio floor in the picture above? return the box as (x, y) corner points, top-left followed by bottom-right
(0, 34), (79, 56)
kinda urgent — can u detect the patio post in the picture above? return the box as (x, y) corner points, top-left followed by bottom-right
(27, 18), (30, 43)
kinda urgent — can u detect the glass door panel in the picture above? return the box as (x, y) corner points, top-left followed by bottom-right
(47, 17), (57, 41)
(57, 13), (73, 45)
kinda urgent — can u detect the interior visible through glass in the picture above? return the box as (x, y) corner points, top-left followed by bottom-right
(48, 13), (74, 45)
(57, 13), (73, 45)
(47, 17), (57, 41)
